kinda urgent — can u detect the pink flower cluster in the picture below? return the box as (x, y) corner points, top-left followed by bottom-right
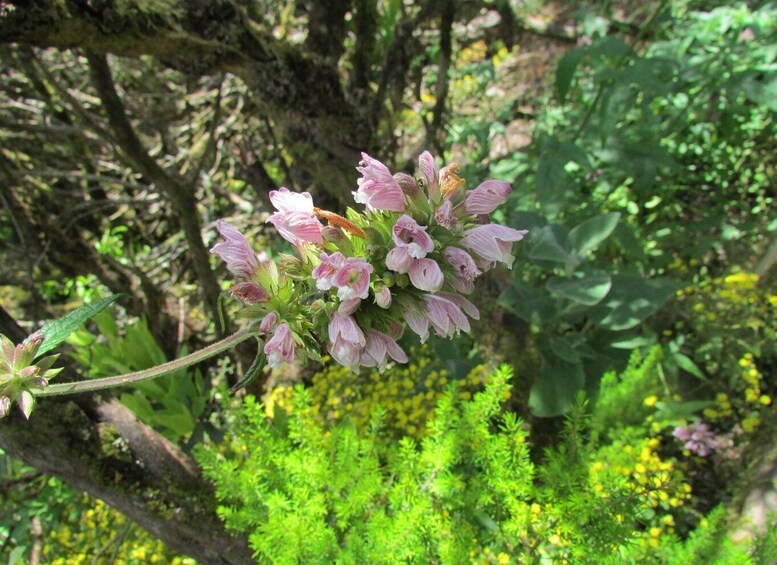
(211, 151), (527, 374)
(673, 422), (719, 457)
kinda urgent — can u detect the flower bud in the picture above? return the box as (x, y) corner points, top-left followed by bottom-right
(374, 287), (392, 309)
(0, 396), (10, 418)
(18, 391), (34, 420)
(259, 311), (279, 334)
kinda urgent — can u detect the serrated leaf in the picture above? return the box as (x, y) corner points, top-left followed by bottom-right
(38, 295), (124, 357)
(566, 213), (621, 257)
(547, 271), (612, 306)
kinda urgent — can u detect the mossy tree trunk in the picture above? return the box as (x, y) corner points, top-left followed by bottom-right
(0, 308), (254, 564)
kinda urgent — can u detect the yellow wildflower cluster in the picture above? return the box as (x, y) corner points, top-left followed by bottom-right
(43, 498), (190, 564)
(265, 345), (492, 439)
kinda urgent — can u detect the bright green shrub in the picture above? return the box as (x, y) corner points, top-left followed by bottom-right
(197, 362), (705, 563)
(264, 344), (490, 440)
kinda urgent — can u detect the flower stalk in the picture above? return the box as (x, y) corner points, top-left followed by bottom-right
(33, 329), (254, 397)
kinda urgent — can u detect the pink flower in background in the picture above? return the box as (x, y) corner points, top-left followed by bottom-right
(267, 187), (324, 245)
(464, 180), (511, 216)
(230, 282), (268, 305)
(435, 199), (458, 230)
(460, 224), (528, 269)
(264, 323), (295, 369)
(392, 215), (434, 258)
(329, 312), (366, 371)
(334, 257), (373, 301)
(673, 422), (719, 457)
(360, 330), (408, 369)
(210, 221), (259, 279)
(354, 153), (405, 212)
(312, 251), (347, 290)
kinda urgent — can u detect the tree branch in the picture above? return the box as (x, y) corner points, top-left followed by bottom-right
(86, 52), (224, 332)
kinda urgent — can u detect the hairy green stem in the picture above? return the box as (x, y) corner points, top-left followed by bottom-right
(35, 329), (254, 397)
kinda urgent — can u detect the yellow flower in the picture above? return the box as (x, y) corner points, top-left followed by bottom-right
(643, 395), (658, 407)
(759, 395), (772, 406)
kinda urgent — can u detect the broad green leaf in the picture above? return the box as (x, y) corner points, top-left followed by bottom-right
(499, 283), (557, 325)
(538, 334), (580, 365)
(742, 73), (777, 111)
(547, 271), (612, 306)
(591, 275), (680, 331)
(556, 47), (585, 104)
(529, 354), (585, 417)
(566, 213), (621, 257)
(528, 227), (570, 264)
(39, 294), (124, 356)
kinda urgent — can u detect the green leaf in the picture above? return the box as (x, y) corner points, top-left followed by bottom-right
(671, 352), (708, 381)
(528, 226), (570, 264)
(591, 275), (679, 331)
(499, 283), (557, 325)
(38, 294), (124, 357)
(566, 213), (621, 257)
(231, 346), (266, 393)
(547, 271), (612, 306)
(529, 354), (585, 417)
(556, 47), (585, 104)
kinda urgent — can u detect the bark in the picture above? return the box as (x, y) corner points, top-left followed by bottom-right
(86, 52), (224, 333)
(0, 308), (254, 564)
(0, 0), (371, 205)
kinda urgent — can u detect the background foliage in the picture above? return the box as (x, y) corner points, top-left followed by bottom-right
(1, 0), (775, 562)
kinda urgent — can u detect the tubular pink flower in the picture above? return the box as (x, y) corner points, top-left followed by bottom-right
(360, 330), (408, 369)
(464, 180), (511, 216)
(419, 151), (440, 201)
(403, 308), (430, 343)
(443, 247), (481, 289)
(337, 298), (361, 316)
(230, 282), (269, 305)
(267, 188), (323, 245)
(312, 251), (346, 290)
(392, 215), (434, 258)
(438, 291), (480, 320)
(424, 294), (470, 338)
(353, 153), (405, 212)
(328, 312), (366, 371)
(435, 199), (458, 230)
(264, 322), (295, 369)
(386, 247), (413, 273)
(334, 257), (373, 301)
(408, 258), (444, 292)
(460, 224), (528, 269)
(259, 311), (279, 334)
(210, 221), (259, 280)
